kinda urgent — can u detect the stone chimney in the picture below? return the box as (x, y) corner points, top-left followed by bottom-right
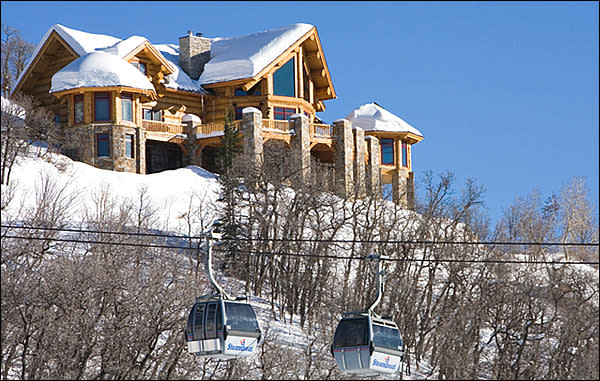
(179, 31), (211, 80)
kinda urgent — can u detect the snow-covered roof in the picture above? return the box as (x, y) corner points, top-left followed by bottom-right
(345, 103), (423, 137)
(51, 51), (155, 93)
(199, 23), (314, 85)
(18, 23), (319, 95)
(17, 24), (206, 95)
(98, 35), (148, 58)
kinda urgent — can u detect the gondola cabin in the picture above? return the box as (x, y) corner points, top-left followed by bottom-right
(331, 312), (404, 376)
(185, 297), (261, 360)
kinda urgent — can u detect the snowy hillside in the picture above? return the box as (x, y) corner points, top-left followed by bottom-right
(1, 147), (434, 379)
(2, 147), (597, 380)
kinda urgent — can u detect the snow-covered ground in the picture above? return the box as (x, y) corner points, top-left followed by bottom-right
(2, 147), (437, 379)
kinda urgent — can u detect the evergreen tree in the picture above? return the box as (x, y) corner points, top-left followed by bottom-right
(216, 108), (244, 272)
(216, 108), (242, 175)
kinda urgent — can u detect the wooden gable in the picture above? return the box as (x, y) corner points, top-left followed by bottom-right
(243, 26), (335, 100)
(123, 40), (176, 77)
(13, 30), (79, 96)
(203, 26), (336, 109)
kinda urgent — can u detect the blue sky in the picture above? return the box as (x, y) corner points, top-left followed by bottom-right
(2, 1), (598, 225)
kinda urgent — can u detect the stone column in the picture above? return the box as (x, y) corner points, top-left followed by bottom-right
(290, 113), (311, 184)
(353, 127), (366, 197)
(182, 113), (202, 167)
(137, 127), (146, 174)
(365, 136), (381, 198)
(392, 166), (409, 208)
(242, 107), (263, 164)
(407, 171), (415, 210)
(333, 119), (354, 199)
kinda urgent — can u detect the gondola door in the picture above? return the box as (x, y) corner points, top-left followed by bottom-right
(203, 301), (223, 353)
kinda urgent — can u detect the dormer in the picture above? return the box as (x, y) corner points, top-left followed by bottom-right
(120, 38), (177, 89)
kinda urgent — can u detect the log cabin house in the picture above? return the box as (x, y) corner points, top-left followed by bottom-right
(12, 23), (423, 207)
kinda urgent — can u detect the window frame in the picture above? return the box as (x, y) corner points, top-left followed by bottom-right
(380, 138), (395, 165)
(142, 108), (162, 121)
(273, 106), (296, 121)
(74, 94), (84, 124)
(401, 142), (408, 167)
(121, 93), (133, 122)
(96, 133), (110, 158)
(125, 134), (134, 159)
(273, 57), (295, 97)
(94, 92), (111, 122)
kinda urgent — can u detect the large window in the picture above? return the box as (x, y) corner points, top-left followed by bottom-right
(274, 107), (296, 120)
(121, 93), (133, 122)
(125, 134), (134, 158)
(381, 138), (394, 165)
(96, 133), (109, 157)
(94, 92), (110, 122)
(273, 58), (295, 97)
(74, 94), (84, 124)
(402, 142), (408, 167)
(143, 108), (162, 121)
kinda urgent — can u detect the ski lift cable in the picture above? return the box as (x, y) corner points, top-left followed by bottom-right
(2, 234), (599, 266)
(2, 224), (598, 247)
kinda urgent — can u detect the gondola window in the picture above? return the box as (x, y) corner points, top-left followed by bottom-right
(225, 302), (260, 333)
(333, 318), (369, 347)
(372, 324), (403, 351)
(205, 303), (218, 339)
(193, 304), (204, 340)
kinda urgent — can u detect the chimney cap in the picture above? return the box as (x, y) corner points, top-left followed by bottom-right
(187, 30), (193, 36)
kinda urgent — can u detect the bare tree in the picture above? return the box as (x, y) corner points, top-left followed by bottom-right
(1, 24), (33, 98)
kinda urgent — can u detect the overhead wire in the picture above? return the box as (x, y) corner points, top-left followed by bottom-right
(2, 224), (599, 247)
(2, 232), (598, 266)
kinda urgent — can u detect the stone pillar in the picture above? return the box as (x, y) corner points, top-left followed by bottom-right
(353, 127), (366, 197)
(182, 113), (202, 167)
(290, 113), (311, 184)
(407, 171), (415, 210)
(333, 119), (354, 199)
(365, 136), (381, 198)
(137, 127), (146, 174)
(392, 166), (410, 208)
(242, 107), (263, 164)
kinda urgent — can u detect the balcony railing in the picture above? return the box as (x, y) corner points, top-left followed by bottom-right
(262, 119), (292, 133)
(195, 120), (242, 136)
(310, 123), (334, 138)
(142, 120), (185, 134)
(142, 119), (335, 141)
